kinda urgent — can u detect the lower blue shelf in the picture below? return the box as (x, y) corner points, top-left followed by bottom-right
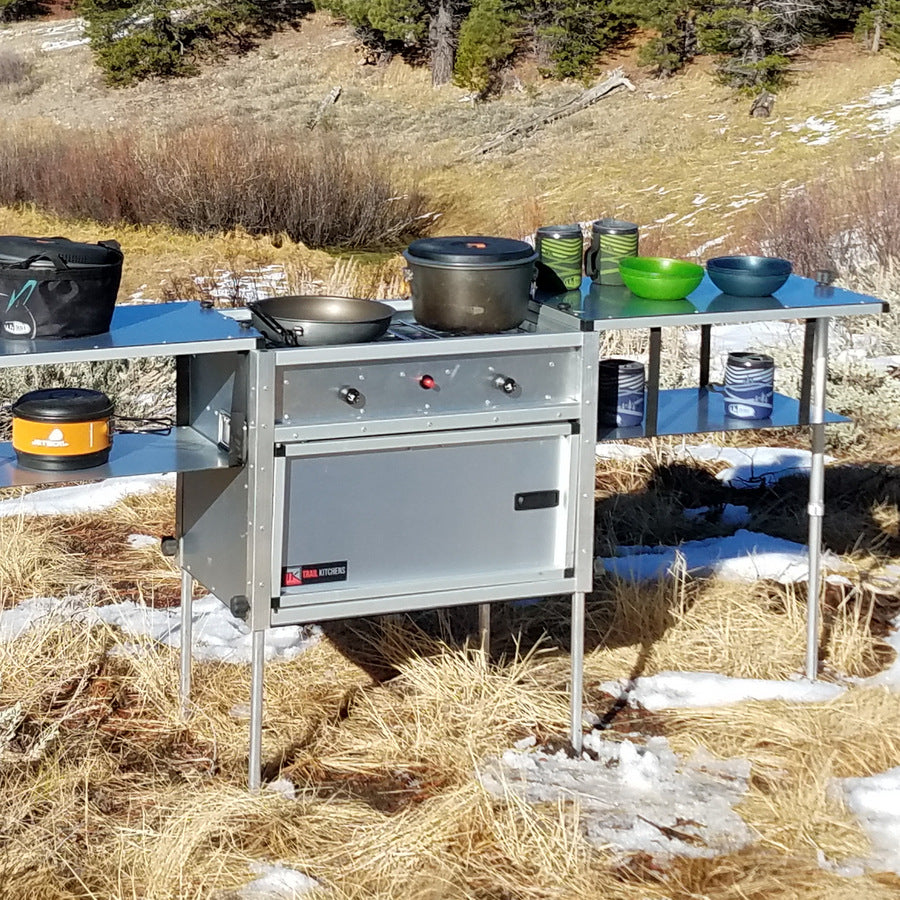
(0, 428), (233, 487)
(597, 389), (848, 440)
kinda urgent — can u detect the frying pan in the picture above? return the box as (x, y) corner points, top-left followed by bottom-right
(247, 295), (394, 346)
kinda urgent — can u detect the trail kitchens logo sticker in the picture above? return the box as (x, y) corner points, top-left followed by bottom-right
(32, 427), (68, 448)
(282, 560), (348, 587)
(3, 321), (31, 336)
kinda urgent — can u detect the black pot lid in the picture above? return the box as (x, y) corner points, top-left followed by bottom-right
(13, 388), (114, 421)
(405, 236), (536, 264)
(0, 236), (122, 268)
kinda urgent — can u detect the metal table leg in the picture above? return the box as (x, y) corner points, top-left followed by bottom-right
(806, 317), (829, 680)
(478, 603), (491, 657)
(699, 324), (712, 389)
(569, 591), (585, 753)
(645, 328), (662, 437)
(798, 319), (816, 426)
(179, 566), (193, 718)
(248, 630), (266, 791)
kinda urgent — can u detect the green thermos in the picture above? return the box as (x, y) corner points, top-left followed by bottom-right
(534, 224), (584, 292)
(585, 218), (639, 286)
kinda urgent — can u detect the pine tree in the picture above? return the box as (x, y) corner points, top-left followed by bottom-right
(453, 0), (518, 92)
(620, 0), (703, 76)
(530, 0), (635, 78)
(856, 0), (900, 53)
(697, 0), (815, 90)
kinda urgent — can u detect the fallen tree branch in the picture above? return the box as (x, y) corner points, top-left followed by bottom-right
(465, 68), (636, 156)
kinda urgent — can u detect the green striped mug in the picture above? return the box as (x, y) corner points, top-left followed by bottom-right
(535, 224), (584, 292)
(585, 218), (639, 286)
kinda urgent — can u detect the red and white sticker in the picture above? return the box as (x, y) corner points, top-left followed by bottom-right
(282, 561), (348, 587)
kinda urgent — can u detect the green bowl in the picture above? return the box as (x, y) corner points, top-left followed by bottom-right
(618, 257), (705, 301)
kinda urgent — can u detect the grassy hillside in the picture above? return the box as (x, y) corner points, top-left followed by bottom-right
(1, 15), (899, 292)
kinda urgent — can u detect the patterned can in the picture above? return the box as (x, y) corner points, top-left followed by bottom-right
(723, 352), (774, 420)
(535, 224), (583, 293)
(585, 218), (639, 286)
(599, 358), (645, 427)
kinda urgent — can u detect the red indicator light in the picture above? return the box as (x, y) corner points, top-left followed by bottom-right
(419, 374), (436, 390)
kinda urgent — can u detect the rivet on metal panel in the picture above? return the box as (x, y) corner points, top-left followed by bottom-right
(493, 417), (499, 423)
(549, 361), (555, 367)
(426, 421), (433, 428)
(358, 374), (365, 381)
(399, 371), (406, 377)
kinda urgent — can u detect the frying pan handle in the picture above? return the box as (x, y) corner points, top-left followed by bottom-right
(246, 301), (298, 347)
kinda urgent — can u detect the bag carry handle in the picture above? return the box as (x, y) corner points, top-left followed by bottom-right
(1, 238), (122, 271)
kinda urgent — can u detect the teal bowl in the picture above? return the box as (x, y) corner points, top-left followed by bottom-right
(619, 257), (705, 301)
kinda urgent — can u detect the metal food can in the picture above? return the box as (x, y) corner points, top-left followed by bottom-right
(586, 219), (639, 286)
(534, 224), (583, 293)
(723, 352), (774, 420)
(598, 358), (645, 427)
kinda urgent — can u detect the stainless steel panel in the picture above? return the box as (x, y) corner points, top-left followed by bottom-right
(246, 350), (278, 632)
(596, 389), (848, 441)
(179, 466), (249, 601)
(273, 406), (579, 442)
(0, 302), (260, 367)
(270, 577), (578, 625)
(0, 428), (231, 487)
(271, 330), (584, 367)
(276, 346), (582, 426)
(573, 330), (600, 591)
(276, 424), (574, 610)
(185, 352), (244, 443)
(553, 274), (887, 330)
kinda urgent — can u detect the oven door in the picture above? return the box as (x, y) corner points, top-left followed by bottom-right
(271, 422), (578, 620)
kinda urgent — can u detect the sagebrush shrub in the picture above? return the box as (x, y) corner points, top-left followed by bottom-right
(0, 124), (437, 249)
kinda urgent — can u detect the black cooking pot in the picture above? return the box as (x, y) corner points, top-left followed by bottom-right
(0, 236), (123, 340)
(403, 236), (537, 333)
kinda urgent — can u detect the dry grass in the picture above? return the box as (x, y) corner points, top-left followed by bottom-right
(0, 447), (897, 898)
(1, 18), (900, 899)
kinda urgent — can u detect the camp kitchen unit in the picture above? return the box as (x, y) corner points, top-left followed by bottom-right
(0, 276), (887, 790)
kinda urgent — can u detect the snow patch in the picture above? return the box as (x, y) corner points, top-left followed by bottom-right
(598, 529), (846, 584)
(0, 475), (173, 518)
(480, 735), (753, 861)
(599, 671), (845, 711)
(0, 594), (319, 664)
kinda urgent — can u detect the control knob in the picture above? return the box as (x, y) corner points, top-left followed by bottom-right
(339, 385), (366, 408)
(492, 374), (520, 396)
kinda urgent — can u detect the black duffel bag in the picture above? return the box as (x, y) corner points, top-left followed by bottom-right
(0, 236), (123, 340)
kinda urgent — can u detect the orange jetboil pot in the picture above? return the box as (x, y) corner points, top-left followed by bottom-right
(12, 388), (113, 470)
